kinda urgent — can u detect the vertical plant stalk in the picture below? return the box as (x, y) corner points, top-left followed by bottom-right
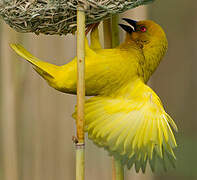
(103, 19), (116, 180)
(111, 14), (120, 48)
(103, 15), (124, 180)
(76, 7), (85, 180)
(111, 14), (124, 180)
(114, 159), (124, 180)
(103, 18), (112, 48)
(112, 157), (116, 180)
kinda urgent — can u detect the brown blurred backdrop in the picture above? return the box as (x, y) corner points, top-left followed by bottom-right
(0, 0), (197, 180)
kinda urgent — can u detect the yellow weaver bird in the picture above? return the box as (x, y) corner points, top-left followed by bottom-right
(11, 19), (178, 172)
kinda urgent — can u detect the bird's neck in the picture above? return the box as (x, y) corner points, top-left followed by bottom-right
(119, 34), (168, 83)
(141, 38), (168, 83)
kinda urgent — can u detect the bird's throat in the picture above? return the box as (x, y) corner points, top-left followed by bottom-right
(140, 39), (168, 83)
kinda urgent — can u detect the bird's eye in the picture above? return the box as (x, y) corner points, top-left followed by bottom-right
(140, 26), (147, 32)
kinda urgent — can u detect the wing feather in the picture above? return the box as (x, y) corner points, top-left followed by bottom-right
(74, 80), (178, 172)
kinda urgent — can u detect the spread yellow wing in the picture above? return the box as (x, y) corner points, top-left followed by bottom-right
(74, 80), (178, 172)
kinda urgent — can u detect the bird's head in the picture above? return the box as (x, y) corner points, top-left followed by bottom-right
(119, 18), (167, 49)
(120, 19), (168, 82)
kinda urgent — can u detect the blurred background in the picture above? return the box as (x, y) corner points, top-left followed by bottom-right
(0, 0), (197, 180)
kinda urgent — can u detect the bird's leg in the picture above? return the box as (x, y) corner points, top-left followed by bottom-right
(85, 23), (100, 35)
(90, 23), (102, 50)
(85, 23), (102, 50)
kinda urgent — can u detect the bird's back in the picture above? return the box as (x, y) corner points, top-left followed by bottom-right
(60, 44), (143, 95)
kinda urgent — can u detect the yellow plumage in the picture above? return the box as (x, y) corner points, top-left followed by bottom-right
(80, 79), (177, 172)
(11, 19), (177, 172)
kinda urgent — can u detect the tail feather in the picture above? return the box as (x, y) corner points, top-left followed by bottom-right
(10, 44), (57, 79)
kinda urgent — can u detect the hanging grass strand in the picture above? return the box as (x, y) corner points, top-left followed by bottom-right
(76, 7), (85, 180)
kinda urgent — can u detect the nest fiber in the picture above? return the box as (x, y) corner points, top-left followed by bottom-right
(0, 0), (154, 36)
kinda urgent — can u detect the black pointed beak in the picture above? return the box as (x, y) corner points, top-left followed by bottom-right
(123, 18), (137, 31)
(119, 24), (133, 34)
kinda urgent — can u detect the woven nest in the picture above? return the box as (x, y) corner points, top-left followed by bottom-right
(0, 0), (154, 36)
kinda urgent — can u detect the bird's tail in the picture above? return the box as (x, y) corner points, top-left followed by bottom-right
(73, 80), (178, 172)
(10, 44), (58, 81)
